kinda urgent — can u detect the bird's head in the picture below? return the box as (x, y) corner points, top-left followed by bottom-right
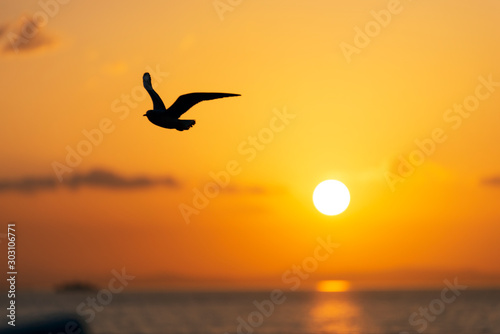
(143, 110), (152, 117)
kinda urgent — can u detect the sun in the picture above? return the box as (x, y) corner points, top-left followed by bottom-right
(313, 180), (350, 216)
(316, 280), (351, 292)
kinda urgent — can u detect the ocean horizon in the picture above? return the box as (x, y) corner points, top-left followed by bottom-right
(10, 289), (500, 333)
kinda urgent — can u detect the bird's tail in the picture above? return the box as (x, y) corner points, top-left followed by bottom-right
(176, 120), (196, 131)
(143, 72), (153, 90)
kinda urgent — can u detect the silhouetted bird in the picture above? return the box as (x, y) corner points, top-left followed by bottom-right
(142, 73), (240, 131)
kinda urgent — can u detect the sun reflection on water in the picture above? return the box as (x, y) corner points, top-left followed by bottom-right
(307, 291), (362, 333)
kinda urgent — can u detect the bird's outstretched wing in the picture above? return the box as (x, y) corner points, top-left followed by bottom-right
(143, 73), (166, 110)
(167, 93), (240, 119)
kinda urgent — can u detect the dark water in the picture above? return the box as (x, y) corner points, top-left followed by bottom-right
(12, 290), (500, 333)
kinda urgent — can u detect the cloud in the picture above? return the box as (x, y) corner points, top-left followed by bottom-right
(222, 185), (267, 194)
(0, 24), (8, 37)
(481, 176), (500, 187)
(0, 16), (57, 55)
(0, 169), (180, 194)
(221, 184), (286, 195)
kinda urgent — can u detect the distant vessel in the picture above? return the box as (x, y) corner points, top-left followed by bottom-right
(55, 282), (99, 293)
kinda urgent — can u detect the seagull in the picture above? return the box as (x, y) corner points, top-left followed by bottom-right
(142, 73), (240, 131)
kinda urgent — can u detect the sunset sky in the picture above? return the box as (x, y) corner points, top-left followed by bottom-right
(1, 0), (500, 290)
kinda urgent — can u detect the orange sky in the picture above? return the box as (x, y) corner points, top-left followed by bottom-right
(1, 0), (500, 290)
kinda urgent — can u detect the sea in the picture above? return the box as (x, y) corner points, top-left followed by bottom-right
(9, 290), (500, 333)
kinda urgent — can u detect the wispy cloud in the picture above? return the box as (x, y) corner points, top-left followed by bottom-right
(222, 185), (267, 194)
(0, 24), (8, 37)
(0, 169), (180, 194)
(481, 176), (500, 187)
(222, 184), (285, 195)
(0, 16), (57, 55)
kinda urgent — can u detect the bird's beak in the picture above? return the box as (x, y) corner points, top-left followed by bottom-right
(143, 114), (146, 116)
